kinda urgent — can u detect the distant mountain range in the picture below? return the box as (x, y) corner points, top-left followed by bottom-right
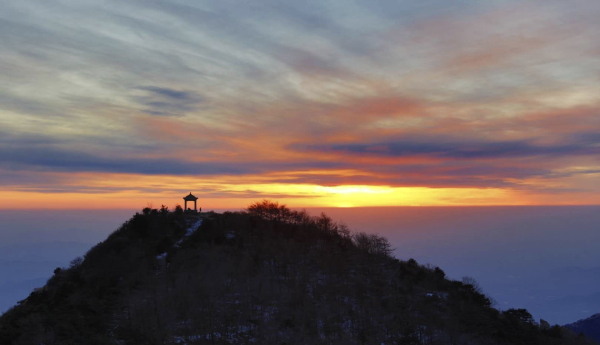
(566, 314), (600, 343)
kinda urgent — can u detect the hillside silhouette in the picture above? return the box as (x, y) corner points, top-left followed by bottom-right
(566, 314), (600, 343)
(0, 201), (595, 345)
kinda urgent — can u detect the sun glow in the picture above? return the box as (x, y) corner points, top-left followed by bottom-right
(314, 185), (392, 195)
(0, 170), (537, 209)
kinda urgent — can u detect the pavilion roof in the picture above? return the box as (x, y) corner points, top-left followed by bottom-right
(183, 192), (198, 201)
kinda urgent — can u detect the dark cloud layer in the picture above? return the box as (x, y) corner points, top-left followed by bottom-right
(294, 136), (600, 159)
(135, 86), (205, 117)
(0, 144), (345, 177)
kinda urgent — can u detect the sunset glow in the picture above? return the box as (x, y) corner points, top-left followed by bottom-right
(0, 173), (586, 209)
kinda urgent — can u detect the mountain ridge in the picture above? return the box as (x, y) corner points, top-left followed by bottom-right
(566, 314), (600, 344)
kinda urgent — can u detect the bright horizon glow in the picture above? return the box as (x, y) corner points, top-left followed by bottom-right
(0, 180), (594, 209)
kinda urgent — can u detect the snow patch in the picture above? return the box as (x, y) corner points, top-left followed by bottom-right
(186, 218), (203, 236)
(175, 218), (203, 246)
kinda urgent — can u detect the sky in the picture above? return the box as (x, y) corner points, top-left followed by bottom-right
(1, 0), (600, 208)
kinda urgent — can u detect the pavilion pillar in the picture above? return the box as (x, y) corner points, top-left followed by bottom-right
(194, 200), (197, 212)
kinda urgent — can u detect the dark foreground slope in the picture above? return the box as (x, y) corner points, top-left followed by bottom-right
(566, 314), (600, 343)
(0, 203), (595, 345)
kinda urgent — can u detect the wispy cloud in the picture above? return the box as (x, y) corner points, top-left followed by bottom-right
(1, 0), (600, 206)
(135, 86), (206, 116)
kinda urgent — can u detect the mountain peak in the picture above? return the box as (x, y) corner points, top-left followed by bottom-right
(0, 202), (597, 344)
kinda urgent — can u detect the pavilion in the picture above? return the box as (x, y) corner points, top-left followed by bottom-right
(183, 192), (199, 212)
